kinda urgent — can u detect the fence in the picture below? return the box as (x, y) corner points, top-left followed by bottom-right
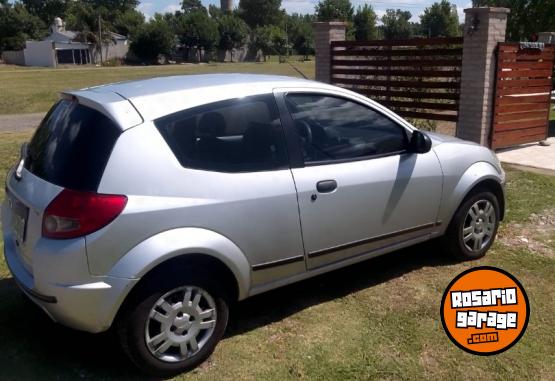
(1, 50), (25, 66)
(491, 43), (554, 149)
(330, 37), (463, 122)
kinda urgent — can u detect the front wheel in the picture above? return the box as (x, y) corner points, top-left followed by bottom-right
(117, 272), (229, 377)
(442, 191), (500, 260)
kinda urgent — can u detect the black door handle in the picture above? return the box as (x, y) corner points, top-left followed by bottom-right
(316, 180), (337, 193)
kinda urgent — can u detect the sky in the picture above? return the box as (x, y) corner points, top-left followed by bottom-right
(138, 0), (474, 23)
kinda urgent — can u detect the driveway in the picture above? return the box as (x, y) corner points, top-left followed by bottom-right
(0, 113), (45, 132)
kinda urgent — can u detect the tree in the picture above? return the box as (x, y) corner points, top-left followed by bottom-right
(130, 15), (175, 62)
(176, 10), (219, 61)
(217, 14), (249, 62)
(472, 0), (555, 41)
(65, 0), (141, 33)
(82, 0), (139, 13)
(353, 4), (377, 41)
(238, 0), (283, 28)
(21, 0), (70, 25)
(208, 4), (223, 20)
(181, 0), (206, 15)
(0, 2), (45, 53)
(251, 25), (288, 60)
(113, 9), (144, 37)
(251, 26), (275, 60)
(381, 9), (413, 39)
(420, 0), (460, 37)
(316, 0), (353, 22)
(287, 13), (315, 58)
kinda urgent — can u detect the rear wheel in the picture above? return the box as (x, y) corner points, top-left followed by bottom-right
(117, 270), (229, 377)
(443, 190), (500, 260)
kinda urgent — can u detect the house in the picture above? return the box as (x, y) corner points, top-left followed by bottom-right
(23, 17), (92, 67)
(2, 17), (129, 67)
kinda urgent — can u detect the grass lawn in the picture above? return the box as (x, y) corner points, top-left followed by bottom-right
(0, 61), (315, 115)
(0, 131), (554, 380)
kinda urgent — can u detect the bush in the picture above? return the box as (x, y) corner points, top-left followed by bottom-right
(406, 118), (437, 132)
(102, 57), (122, 67)
(218, 15), (249, 62)
(130, 17), (175, 63)
(176, 10), (219, 62)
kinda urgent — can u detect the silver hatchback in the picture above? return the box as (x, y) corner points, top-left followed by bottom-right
(2, 74), (505, 376)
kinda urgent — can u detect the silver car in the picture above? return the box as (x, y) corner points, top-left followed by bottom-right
(2, 74), (505, 376)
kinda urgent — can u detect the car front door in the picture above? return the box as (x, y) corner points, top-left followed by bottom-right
(276, 90), (444, 269)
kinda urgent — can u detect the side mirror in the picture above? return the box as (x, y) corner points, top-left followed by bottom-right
(409, 130), (432, 154)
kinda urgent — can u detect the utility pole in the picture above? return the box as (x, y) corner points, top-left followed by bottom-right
(285, 18), (288, 57)
(98, 14), (103, 65)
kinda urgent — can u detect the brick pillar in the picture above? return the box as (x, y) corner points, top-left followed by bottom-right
(313, 22), (347, 83)
(456, 7), (510, 145)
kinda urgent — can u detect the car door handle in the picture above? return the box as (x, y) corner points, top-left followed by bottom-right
(316, 180), (337, 193)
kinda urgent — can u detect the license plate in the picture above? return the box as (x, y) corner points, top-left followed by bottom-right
(9, 195), (29, 244)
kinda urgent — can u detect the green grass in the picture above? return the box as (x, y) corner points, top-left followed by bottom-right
(0, 132), (553, 380)
(0, 61), (315, 115)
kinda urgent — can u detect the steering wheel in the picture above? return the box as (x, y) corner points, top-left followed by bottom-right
(296, 120), (313, 148)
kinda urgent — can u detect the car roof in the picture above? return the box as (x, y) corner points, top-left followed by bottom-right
(88, 74), (317, 99)
(67, 74), (340, 124)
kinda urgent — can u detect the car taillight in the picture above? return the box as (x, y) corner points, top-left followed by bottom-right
(42, 189), (127, 239)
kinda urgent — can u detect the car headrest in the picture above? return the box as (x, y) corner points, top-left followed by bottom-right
(198, 112), (226, 137)
(243, 122), (274, 159)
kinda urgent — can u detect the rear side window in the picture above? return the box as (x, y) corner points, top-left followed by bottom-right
(24, 99), (121, 192)
(155, 95), (288, 173)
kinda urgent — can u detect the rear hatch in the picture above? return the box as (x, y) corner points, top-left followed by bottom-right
(4, 98), (122, 272)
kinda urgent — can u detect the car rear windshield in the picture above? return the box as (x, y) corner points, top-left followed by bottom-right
(24, 99), (121, 192)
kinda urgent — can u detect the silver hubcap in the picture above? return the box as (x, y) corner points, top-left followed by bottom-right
(145, 286), (217, 362)
(462, 199), (496, 252)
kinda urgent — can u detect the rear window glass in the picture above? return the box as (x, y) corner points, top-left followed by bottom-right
(24, 99), (121, 192)
(154, 95), (288, 173)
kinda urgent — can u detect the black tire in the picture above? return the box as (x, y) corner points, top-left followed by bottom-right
(442, 190), (500, 260)
(117, 268), (229, 378)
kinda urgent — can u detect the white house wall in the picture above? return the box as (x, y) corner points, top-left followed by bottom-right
(91, 41), (129, 63)
(24, 41), (56, 67)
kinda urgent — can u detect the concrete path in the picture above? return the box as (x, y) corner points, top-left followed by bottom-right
(497, 137), (555, 173)
(0, 113), (45, 132)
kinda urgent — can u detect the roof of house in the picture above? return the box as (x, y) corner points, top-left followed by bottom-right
(44, 30), (78, 43)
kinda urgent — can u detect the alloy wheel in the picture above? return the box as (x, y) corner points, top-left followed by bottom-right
(145, 286), (217, 363)
(462, 199), (497, 252)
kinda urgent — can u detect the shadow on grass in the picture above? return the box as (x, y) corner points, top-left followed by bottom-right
(549, 120), (554, 138)
(0, 278), (148, 380)
(227, 240), (458, 337)
(0, 241), (458, 380)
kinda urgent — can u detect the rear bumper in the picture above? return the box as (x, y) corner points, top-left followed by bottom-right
(2, 218), (138, 333)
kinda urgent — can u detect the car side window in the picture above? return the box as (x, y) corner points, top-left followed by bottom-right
(285, 94), (409, 163)
(155, 95), (288, 172)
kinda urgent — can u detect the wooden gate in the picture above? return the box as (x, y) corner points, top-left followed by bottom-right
(330, 37), (463, 122)
(491, 43), (554, 149)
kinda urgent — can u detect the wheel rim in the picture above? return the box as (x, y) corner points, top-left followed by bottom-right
(462, 199), (497, 252)
(145, 286), (217, 363)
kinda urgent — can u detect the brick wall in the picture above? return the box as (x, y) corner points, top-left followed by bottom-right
(456, 7), (510, 145)
(314, 22), (346, 83)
